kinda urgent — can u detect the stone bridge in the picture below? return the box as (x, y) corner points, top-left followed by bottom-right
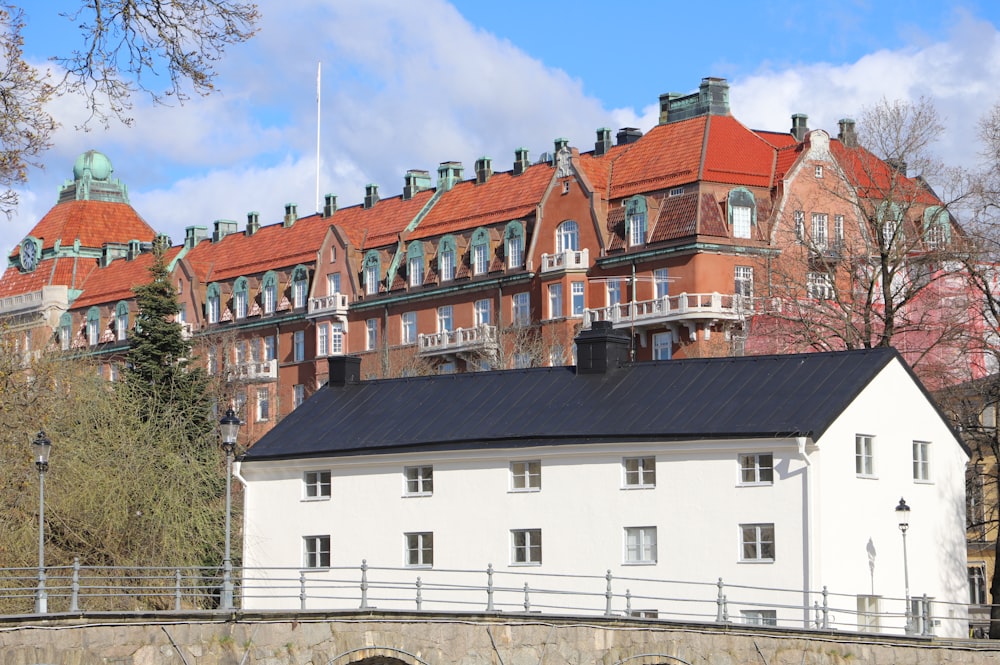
(1, 610), (997, 665)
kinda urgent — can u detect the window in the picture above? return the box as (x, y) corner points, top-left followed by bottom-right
(571, 281), (585, 316)
(330, 323), (343, 355)
(294, 384), (305, 408)
(807, 272), (834, 300)
(256, 387), (270, 421)
(913, 441), (930, 481)
(505, 223), (524, 269)
(739, 453), (774, 485)
(834, 215), (844, 245)
(405, 532), (433, 567)
(250, 338), (261, 362)
(327, 272), (341, 295)
(857, 596), (880, 632)
(264, 335), (276, 361)
(513, 353), (531, 369)
(511, 461), (541, 491)
(607, 279), (622, 306)
(439, 237), (457, 281)
(924, 206), (951, 250)
(401, 312), (417, 345)
(549, 344), (564, 367)
(408, 242), (425, 287)
(728, 188), (756, 239)
(815, 165), (824, 178)
(654, 268), (669, 299)
(856, 435), (874, 476)
(732, 205), (751, 239)
(970, 565), (988, 605)
(304, 470), (331, 499)
(794, 210), (805, 242)
(293, 330), (305, 362)
(262, 273), (277, 314)
(329, 245), (337, 263)
(735, 266), (753, 301)
(207, 284), (221, 323)
(511, 529), (542, 565)
(437, 305), (454, 333)
(651, 332), (672, 360)
(548, 283), (563, 319)
(115, 302), (129, 341)
(59, 313), (71, 351)
(556, 220), (579, 252)
(742, 610), (777, 626)
(623, 456), (656, 488)
(438, 362), (456, 374)
(207, 347), (219, 375)
(293, 268), (308, 308)
(87, 308), (100, 345)
(318, 324), (330, 356)
(366, 319), (378, 350)
(404, 466), (433, 496)
(740, 523), (775, 562)
(472, 230), (489, 275)
(234, 340), (247, 364)
(626, 196), (648, 246)
(811, 213), (828, 248)
(669, 186), (684, 197)
(474, 299), (492, 326)
(304, 535), (330, 568)
(625, 526), (657, 564)
(512, 292), (530, 326)
(233, 277), (248, 319)
(364, 252), (380, 295)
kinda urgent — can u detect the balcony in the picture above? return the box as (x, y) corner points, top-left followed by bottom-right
(307, 293), (349, 319)
(180, 322), (194, 340)
(227, 359), (278, 383)
(418, 325), (498, 358)
(540, 249), (589, 274)
(584, 293), (748, 338)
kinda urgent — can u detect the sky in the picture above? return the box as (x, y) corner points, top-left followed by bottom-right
(7, 0), (1000, 257)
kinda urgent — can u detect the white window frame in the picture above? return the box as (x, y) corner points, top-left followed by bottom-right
(330, 323), (343, 355)
(652, 332), (672, 360)
(571, 281), (585, 316)
(256, 387), (270, 422)
(473, 242), (489, 275)
(742, 609), (777, 626)
(513, 352), (531, 369)
(811, 213), (828, 248)
(913, 441), (930, 481)
(405, 532), (434, 568)
(304, 535), (331, 568)
(834, 214), (844, 245)
(732, 206), (751, 239)
(807, 272), (834, 300)
(607, 279), (622, 306)
(234, 289), (247, 319)
(474, 299), (492, 326)
(548, 283), (563, 320)
(401, 312), (417, 345)
(318, 323), (329, 357)
(404, 466), (433, 496)
(510, 460), (541, 491)
(654, 268), (669, 299)
(294, 384), (305, 409)
(293, 273), (308, 308)
(511, 529), (542, 565)
(439, 249), (456, 282)
(625, 526), (657, 564)
(794, 210), (805, 242)
(366, 319), (378, 351)
(556, 221), (579, 252)
(304, 470), (331, 500)
(740, 523), (775, 562)
(735, 266), (754, 300)
(739, 453), (774, 485)
(623, 456), (656, 488)
(437, 305), (454, 333)
(408, 257), (424, 287)
(512, 292), (530, 326)
(506, 235), (523, 269)
(208, 294), (220, 324)
(856, 434), (875, 477)
(293, 330), (305, 362)
(365, 264), (379, 295)
(263, 282), (276, 314)
(327, 272), (341, 295)
(629, 211), (647, 245)
(87, 317), (99, 346)
(264, 335), (276, 361)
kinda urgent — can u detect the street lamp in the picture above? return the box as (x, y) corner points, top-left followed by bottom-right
(895, 497), (912, 634)
(31, 431), (51, 614)
(219, 408), (241, 610)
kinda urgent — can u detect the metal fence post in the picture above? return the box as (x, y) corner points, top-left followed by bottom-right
(625, 589), (632, 617)
(70, 558), (80, 612)
(485, 563), (494, 612)
(604, 570), (614, 616)
(716, 578), (725, 622)
(415, 577), (422, 611)
(814, 601), (821, 629)
(922, 594), (932, 636)
(360, 559), (369, 609)
(299, 571), (307, 610)
(822, 586), (829, 629)
(174, 568), (182, 611)
(523, 582), (530, 612)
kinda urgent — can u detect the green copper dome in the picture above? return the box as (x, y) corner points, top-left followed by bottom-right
(73, 150), (113, 181)
(58, 150), (129, 204)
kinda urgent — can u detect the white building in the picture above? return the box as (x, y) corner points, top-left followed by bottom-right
(238, 323), (970, 637)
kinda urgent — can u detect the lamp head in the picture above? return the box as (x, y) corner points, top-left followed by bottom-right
(219, 408), (241, 454)
(31, 431), (51, 472)
(895, 497), (911, 531)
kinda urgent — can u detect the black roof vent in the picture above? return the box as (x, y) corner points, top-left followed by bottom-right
(575, 321), (631, 374)
(328, 355), (362, 387)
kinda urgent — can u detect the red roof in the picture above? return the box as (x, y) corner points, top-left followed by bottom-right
(0, 256), (98, 297)
(72, 246), (185, 308)
(13, 200), (156, 256)
(830, 141), (939, 205)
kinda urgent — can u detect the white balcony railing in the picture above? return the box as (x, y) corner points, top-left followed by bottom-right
(227, 359), (278, 382)
(540, 248), (589, 273)
(418, 325), (498, 357)
(180, 322), (194, 340)
(308, 293), (349, 318)
(584, 293), (749, 329)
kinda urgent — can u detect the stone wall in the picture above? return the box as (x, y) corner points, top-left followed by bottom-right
(0, 611), (996, 665)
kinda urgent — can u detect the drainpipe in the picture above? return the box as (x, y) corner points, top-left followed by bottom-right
(382, 304), (390, 377)
(797, 435), (814, 628)
(630, 261), (637, 361)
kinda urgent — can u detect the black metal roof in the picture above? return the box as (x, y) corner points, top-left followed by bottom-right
(242, 347), (944, 462)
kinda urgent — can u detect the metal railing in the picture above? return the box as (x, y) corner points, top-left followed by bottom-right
(0, 560), (978, 638)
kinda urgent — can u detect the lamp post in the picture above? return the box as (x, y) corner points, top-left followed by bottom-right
(219, 408), (241, 610)
(895, 497), (912, 634)
(31, 431), (51, 614)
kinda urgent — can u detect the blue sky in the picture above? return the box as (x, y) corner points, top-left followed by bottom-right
(8, 1), (1000, 256)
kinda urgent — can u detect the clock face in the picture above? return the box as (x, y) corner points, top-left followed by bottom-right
(20, 239), (36, 272)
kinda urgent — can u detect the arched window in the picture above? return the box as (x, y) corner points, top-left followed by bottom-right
(923, 206), (951, 249)
(115, 301), (130, 341)
(59, 312), (72, 350)
(471, 228), (490, 275)
(556, 220), (579, 252)
(261, 271), (278, 314)
(86, 307), (101, 346)
(206, 283), (221, 324)
(438, 236), (457, 282)
(407, 242), (425, 287)
(233, 277), (249, 319)
(363, 252), (381, 295)
(728, 188), (756, 239)
(625, 196), (648, 246)
(877, 202), (903, 247)
(504, 221), (524, 269)
(292, 266), (309, 308)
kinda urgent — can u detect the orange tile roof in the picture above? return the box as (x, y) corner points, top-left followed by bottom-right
(72, 246), (185, 308)
(609, 117), (708, 199)
(12, 200), (156, 256)
(650, 193), (700, 243)
(774, 144), (802, 181)
(0, 256), (99, 297)
(700, 115), (778, 189)
(410, 163), (553, 241)
(755, 129), (798, 149)
(830, 141), (939, 205)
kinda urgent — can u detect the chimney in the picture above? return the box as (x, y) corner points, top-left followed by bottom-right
(838, 118), (858, 147)
(184, 226), (207, 249)
(594, 128), (612, 156)
(699, 77), (730, 116)
(127, 239), (142, 260)
(327, 355), (362, 387)
(437, 162), (463, 192)
(475, 157), (492, 185)
(246, 211), (260, 236)
(790, 114), (810, 142)
(213, 219), (238, 242)
(658, 78), (730, 124)
(554, 137), (569, 154)
(101, 242), (127, 267)
(616, 128), (643, 146)
(283, 203), (297, 228)
(513, 148), (530, 176)
(575, 321), (631, 375)
(886, 158), (908, 176)
(364, 184), (379, 209)
(403, 170), (431, 200)
(323, 193), (337, 217)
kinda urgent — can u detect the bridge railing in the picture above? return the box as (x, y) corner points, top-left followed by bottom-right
(0, 560), (978, 638)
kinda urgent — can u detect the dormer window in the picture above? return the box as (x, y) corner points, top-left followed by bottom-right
(87, 307), (100, 346)
(262, 272), (278, 314)
(292, 267), (309, 308)
(115, 301), (129, 341)
(815, 165), (824, 178)
(504, 222), (524, 269)
(923, 206), (951, 250)
(438, 236), (457, 281)
(728, 188), (756, 240)
(471, 228), (490, 276)
(407, 242), (425, 287)
(206, 283), (221, 324)
(233, 277), (249, 319)
(625, 196), (648, 246)
(59, 313), (72, 351)
(363, 252), (381, 295)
